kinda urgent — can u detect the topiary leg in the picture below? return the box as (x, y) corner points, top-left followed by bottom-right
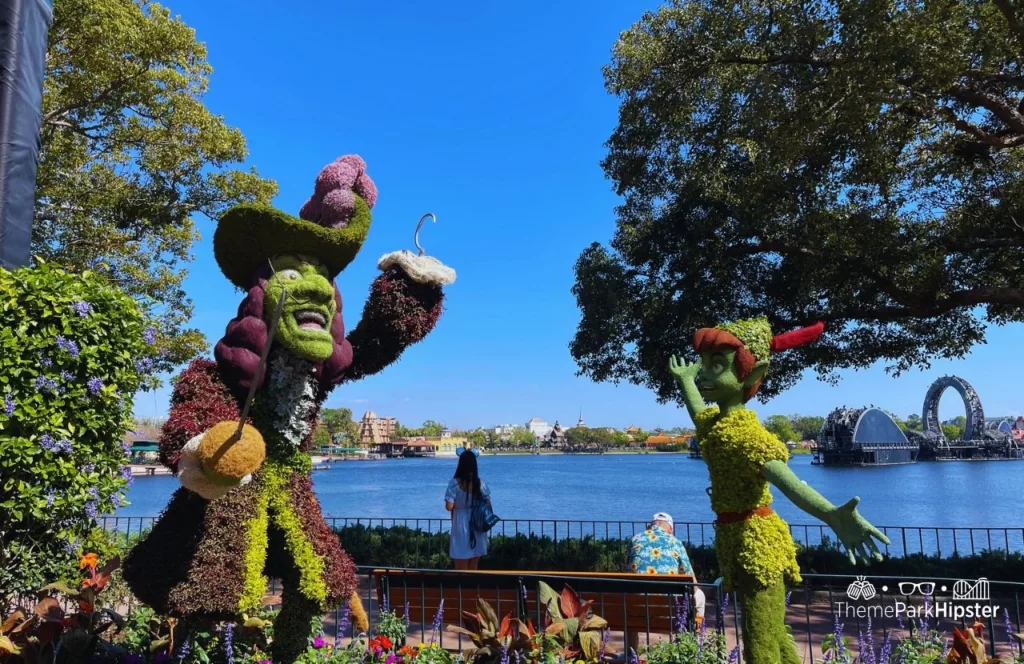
(737, 579), (799, 664)
(272, 580), (321, 663)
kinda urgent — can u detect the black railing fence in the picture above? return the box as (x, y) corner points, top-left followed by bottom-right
(98, 515), (1024, 558)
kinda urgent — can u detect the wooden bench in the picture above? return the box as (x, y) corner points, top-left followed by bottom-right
(372, 569), (702, 651)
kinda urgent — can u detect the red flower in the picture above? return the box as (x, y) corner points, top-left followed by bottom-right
(378, 636), (393, 650)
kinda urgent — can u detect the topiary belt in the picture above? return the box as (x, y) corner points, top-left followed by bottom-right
(714, 505), (774, 526)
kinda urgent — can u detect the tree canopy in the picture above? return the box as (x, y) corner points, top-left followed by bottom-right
(320, 407), (359, 444)
(35, 0), (277, 369)
(573, 0), (1024, 403)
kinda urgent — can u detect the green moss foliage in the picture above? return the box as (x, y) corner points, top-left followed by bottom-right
(213, 202), (372, 289)
(716, 317), (773, 362)
(0, 263), (155, 596)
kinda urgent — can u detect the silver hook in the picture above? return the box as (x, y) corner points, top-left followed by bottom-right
(414, 213), (436, 256)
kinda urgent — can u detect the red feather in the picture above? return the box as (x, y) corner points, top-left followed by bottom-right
(769, 321), (825, 353)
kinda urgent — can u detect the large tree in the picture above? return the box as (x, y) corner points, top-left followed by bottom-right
(321, 407), (359, 444)
(573, 0), (1024, 403)
(35, 0), (276, 368)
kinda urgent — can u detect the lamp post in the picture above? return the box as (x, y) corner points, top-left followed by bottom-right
(0, 0), (53, 269)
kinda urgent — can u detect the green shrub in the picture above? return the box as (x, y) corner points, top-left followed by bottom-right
(0, 263), (156, 597)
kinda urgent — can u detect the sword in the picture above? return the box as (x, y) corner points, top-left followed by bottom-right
(235, 286), (288, 438)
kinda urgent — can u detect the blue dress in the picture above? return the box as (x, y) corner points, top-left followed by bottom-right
(446, 478), (490, 559)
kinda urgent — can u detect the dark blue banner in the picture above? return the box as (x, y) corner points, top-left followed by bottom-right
(0, 0), (53, 269)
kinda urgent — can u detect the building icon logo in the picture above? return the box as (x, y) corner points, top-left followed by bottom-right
(847, 576), (877, 600)
(953, 578), (990, 601)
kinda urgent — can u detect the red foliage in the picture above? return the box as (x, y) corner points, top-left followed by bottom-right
(159, 359), (240, 470)
(769, 322), (825, 353)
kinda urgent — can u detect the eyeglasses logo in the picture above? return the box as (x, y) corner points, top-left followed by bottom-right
(898, 582), (935, 596)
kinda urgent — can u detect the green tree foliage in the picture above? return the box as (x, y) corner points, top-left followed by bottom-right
(790, 416), (825, 441)
(573, 0), (1024, 403)
(941, 424), (964, 440)
(0, 263), (156, 596)
(320, 407), (359, 444)
(764, 415), (799, 443)
(509, 428), (537, 449)
(905, 414), (924, 431)
(465, 429), (488, 449)
(420, 420), (445, 437)
(312, 422), (331, 449)
(35, 0), (277, 369)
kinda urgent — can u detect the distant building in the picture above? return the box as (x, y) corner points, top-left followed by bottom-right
(492, 424), (524, 439)
(526, 417), (552, 438)
(544, 421), (568, 449)
(359, 411), (397, 445)
(440, 427), (452, 438)
(575, 410), (586, 429)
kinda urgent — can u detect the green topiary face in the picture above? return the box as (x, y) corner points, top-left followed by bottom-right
(264, 255), (338, 362)
(696, 348), (746, 405)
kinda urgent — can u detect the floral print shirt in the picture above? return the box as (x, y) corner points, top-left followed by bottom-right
(627, 526), (693, 576)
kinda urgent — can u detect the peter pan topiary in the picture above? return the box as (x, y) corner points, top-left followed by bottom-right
(670, 318), (888, 664)
(122, 154), (456, 664)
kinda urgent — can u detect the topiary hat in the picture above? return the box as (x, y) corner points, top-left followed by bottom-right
(716, 317), (825, 362)
(214, 155), (379, 289)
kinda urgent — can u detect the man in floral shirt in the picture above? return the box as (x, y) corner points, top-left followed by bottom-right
(627, 513), (705, 630)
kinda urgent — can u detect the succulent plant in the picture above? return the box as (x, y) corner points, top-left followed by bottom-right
(536, 581), (608, 660)
(446, 598), (539, 664)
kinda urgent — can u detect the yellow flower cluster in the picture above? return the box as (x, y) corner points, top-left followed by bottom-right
(695, 406), (801, 590)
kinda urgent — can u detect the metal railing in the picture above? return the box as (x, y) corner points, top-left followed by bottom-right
(97, 515), (1024, 558)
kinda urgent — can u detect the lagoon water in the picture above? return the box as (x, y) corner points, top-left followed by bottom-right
(115, 453), (1022, 531)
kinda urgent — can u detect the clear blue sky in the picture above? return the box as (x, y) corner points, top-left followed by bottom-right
(134, 0), (1023, 430)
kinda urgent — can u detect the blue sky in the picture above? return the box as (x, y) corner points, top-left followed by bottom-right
(134, 0), (1023, 430)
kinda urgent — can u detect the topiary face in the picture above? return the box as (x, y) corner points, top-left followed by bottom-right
(264, 254), (337, 362)
(696, 348), (746, 405)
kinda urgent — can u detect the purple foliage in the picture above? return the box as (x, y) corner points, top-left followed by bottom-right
(3, 392), (14, 416)
(177, 636), (191, 662)
(85, 501), (98, 519)
(35, 375), (59, 393)
(60, 370), (74, 381)
(499, 645), (509, 664)
(224, 622), (235, 664)
(728, 646), (739, 663)
(143, 327), (157, 344)
(40, 434), (56, 451)
(40, 356), (52, 368)
(135, 358), (154, 373)
(55, 438), (72, 453)
(833, 614), (846, 659)
(878, 631), (892, 664)
(87, 377), (103, 395)
(45, 488), (56, 508)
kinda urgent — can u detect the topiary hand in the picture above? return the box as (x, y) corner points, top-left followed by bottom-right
(823, 497), (891, 565)
(669, 354), (701, 384)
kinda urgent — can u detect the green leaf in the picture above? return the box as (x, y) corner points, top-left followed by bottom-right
(579, 630), (601, 660)
(538, 581), (562, 620)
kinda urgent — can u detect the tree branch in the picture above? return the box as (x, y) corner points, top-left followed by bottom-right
(948, 85), (1024, 133)
(992, 0), (1024, 50)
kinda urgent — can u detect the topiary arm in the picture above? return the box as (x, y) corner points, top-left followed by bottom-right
(762, 460), (890, 564)
(339, 253), (454, 385)
(159, 359), (240, 472)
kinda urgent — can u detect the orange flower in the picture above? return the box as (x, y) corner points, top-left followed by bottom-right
(79, 553), (98, 569)
(78, 600), (94, 614)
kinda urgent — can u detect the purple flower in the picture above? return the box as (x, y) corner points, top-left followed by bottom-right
(85, 501), (98, 519)
(313, 636), (326, 650)
(673, 595), (686, 634)
(337, 604), (351, 641)
(40, 434), (56, 451)
(728, 646), (739, 664)
(4, 393), (15, 416)
(112, 493), (125, 508)
(785, 590), (792, 606)
(55, 438), (72, 454)
(40, 356), (52, 368)
(35, 375), (59, 394)
(88, 486), (99, 501)
(72, 301), (93, 317)
(628, 649), (639, 664)
(45, 488), (56, 508)
(86, 377), (103, 395)
(55, 336), (79, 358)
(879, 631), (892, 664)
(499, 645), (509, 664)
(143, 327), (157, 344)
(1005, 608), (1019, 654)
(430, 599), (444, 644)
(833, 614), (845, 658)
(122, 439), (132, 455)
(177, 635), (191, 662)
(224, 622), (235, 664)
(60, 370), (74, 381)
(135, 357), (154, 373)
(81, 463), (95, 474)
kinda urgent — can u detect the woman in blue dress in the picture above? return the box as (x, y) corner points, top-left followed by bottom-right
(444, 451), (491, 569)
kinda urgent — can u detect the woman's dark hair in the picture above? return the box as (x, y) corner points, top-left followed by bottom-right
(454, 452), (482, 500)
